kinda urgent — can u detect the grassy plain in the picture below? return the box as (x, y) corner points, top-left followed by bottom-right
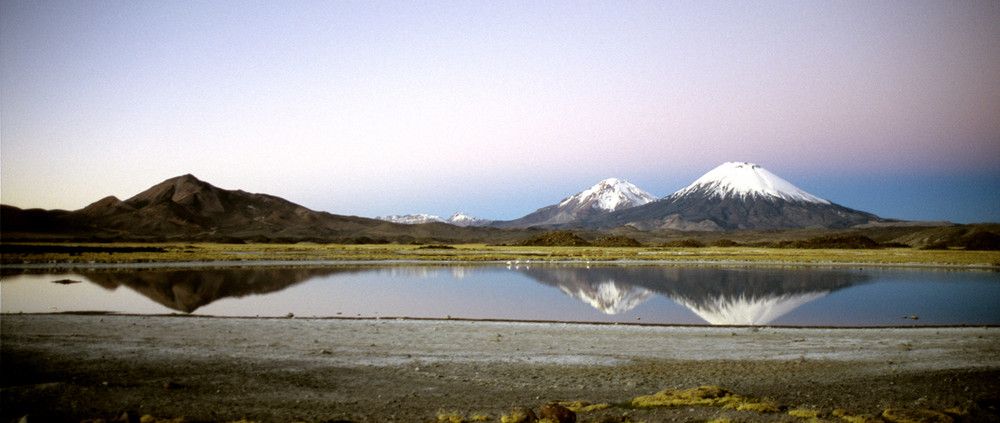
(2, 242), (998, 268)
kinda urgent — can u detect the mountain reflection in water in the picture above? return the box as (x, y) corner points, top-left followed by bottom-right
(83, 268), (359, 313)
(20, 264), (991, 325)
(519, 267), (870, 325)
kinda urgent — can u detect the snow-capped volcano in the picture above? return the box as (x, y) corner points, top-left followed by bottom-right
(579, 162), (884, 231)
(670, 162), (829, 204)
(560, 178), (657, 212)
(494, 178), (657, 227)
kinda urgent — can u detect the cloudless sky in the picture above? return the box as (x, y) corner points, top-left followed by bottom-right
(2, 1), (998, 223)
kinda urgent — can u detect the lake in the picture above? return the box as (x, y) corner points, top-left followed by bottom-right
(2, 264), (998, 326)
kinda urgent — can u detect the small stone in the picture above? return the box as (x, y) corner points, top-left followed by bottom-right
(162, 381), (183, 389)
(540, 403), (576, 423)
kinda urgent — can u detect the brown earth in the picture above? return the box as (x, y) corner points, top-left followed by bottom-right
(2, 314), (999, 423)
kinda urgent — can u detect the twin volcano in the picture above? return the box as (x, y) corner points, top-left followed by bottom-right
(554, 162), (885, 230)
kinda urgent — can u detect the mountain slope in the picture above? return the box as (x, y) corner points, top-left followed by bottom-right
(70, 174), (387, 238)
(2, 174), (520, 242)
(494, 178), (657, 227)
(581, 162), (885, 231)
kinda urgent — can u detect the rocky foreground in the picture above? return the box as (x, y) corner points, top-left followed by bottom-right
(2, 314), (999, 422)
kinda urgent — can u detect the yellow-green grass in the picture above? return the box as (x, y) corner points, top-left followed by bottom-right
(631, 385), (780, 413)
(2, 242), (998, 268)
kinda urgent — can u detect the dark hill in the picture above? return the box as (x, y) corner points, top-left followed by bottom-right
(68, 174), (385, 239)
(770, 234), (886, 249)
(513, 232), (592, 247)
(1, 174), (524, 243)
(590, 236), (642, 247)
(923, 230), (1000, 251)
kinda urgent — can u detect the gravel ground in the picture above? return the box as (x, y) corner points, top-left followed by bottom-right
(2, 314), (999, 422)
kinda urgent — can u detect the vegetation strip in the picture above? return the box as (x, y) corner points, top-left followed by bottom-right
(2, 242), (998, 269)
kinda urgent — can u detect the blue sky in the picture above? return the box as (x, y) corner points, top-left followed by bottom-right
(2, 1), (998, 223)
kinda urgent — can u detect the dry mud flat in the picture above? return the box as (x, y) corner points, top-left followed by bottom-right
(2, 315), (999, 423)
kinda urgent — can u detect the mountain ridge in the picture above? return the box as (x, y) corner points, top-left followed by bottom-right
(1, 174), (522, 243)
(3, 167), (987, 247)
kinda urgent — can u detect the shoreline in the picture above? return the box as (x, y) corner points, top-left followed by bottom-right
(3, 314), (999, 422)
(6, 311), (999, 330)
(5, 257), (999, 272)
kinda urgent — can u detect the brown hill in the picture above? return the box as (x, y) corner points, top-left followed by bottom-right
(66, 174), (388, 240)
(1, 174), (521, 243)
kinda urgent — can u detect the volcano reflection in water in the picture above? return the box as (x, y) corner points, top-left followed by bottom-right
(519, 266), (871, 325)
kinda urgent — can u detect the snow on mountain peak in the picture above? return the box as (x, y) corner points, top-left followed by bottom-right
(375, 214), (445, 224)
(448, 212), (475, 222)
(670, 162), (830, 204)
(447, 212), (493, 227)
(377, 212), (492, 226)
(559, 178), (658, 212)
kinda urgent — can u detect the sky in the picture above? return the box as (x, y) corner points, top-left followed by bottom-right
(2, 1), (998, 224)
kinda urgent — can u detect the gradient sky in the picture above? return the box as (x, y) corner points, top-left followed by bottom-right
(2, 1), (998, 223)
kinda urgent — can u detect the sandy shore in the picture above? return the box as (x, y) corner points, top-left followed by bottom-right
(2, 314), (999, 422)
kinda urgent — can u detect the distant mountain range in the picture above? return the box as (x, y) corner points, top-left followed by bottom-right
(376, 212), (493, 227)
(386, 162), (888, 230)
(377, 178), (655, 228)
(4, 162), (993, 246)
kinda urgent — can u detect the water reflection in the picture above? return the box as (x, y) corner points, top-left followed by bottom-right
(4, 265), (996, 326)
(519, 267), (870, 325)
(83, 268), (358, 313)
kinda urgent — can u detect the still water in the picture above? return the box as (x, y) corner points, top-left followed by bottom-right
(2, 265), (998, 326)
